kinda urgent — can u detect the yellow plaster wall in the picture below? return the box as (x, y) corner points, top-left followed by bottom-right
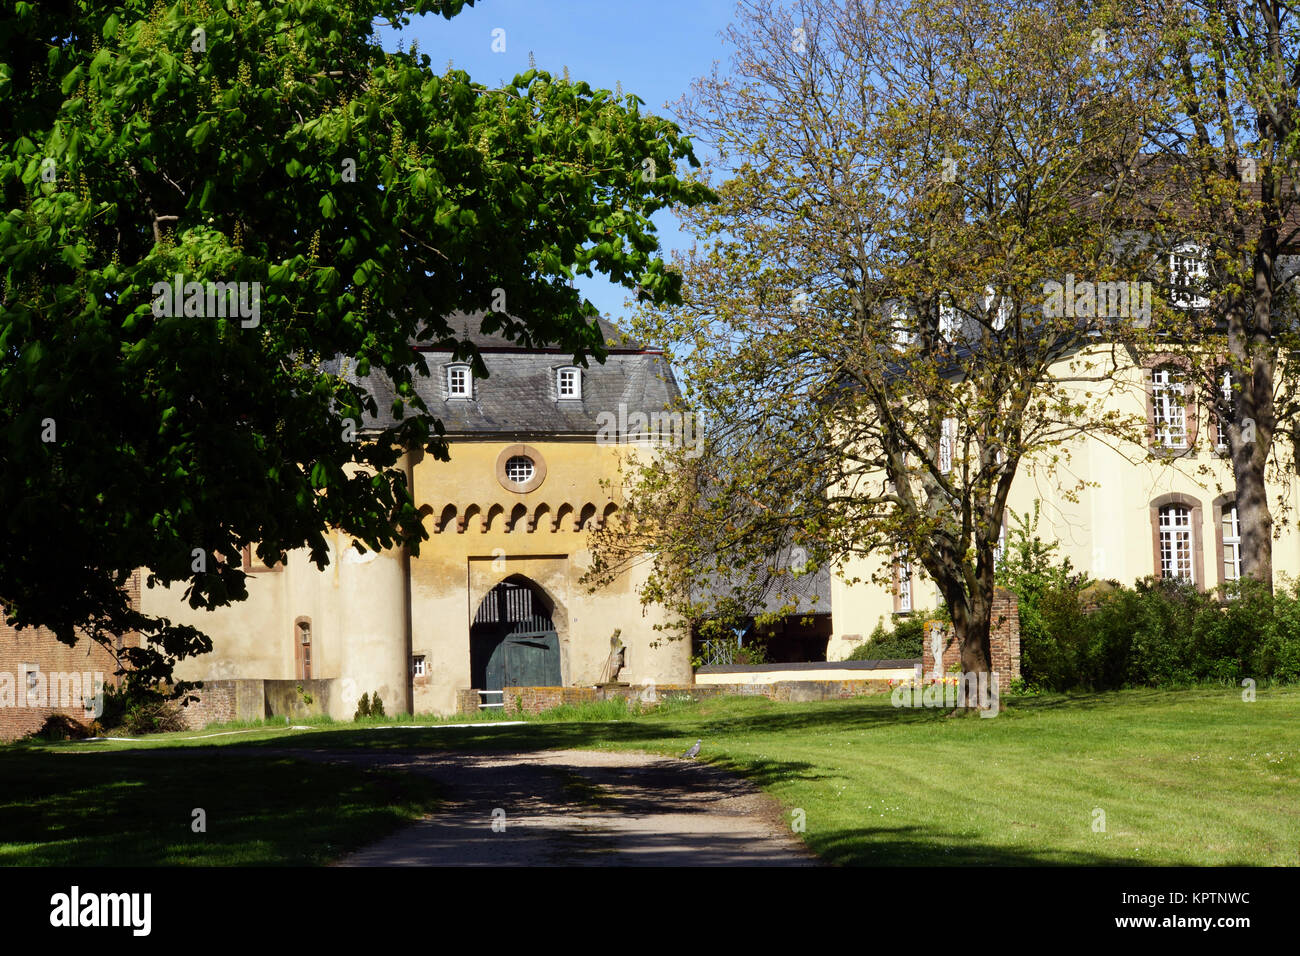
(829, 349), (1300, 659)
(143, 439), (691, 717)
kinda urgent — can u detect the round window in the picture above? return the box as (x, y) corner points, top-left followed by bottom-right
(504, 455), (536, 485)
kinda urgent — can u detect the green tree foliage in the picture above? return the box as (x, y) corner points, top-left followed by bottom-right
(1136, 1), (1300, 589)
(589, 0), (1160, 687)
(0, 0), (712, 685)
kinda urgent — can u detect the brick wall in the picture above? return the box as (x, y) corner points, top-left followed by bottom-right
(921, 587), (1020, 693)
(0, 572), (140, 741)
(500, 685), (598, 715)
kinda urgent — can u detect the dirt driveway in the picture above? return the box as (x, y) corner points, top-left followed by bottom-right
(281, 747), (817, 866)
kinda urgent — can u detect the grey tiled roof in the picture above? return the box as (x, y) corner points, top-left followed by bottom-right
(692, 554), (833, 617)
(329, 312), (680, 437)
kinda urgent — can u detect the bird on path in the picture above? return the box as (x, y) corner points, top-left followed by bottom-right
(681, 739), (701, 759)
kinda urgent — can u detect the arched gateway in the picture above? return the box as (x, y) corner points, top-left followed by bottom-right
(470, 576), (561, 691)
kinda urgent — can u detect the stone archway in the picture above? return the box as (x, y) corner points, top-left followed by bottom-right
(470, 576), (562, 691)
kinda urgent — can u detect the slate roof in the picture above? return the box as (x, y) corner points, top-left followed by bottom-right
(327, 311), (681, 437)
(691, 551), (834, 618)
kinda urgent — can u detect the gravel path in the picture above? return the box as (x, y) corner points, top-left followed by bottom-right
(277, 747), (818, 866)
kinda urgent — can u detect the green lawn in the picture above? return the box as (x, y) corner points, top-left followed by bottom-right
(3, 686), (1297, 865)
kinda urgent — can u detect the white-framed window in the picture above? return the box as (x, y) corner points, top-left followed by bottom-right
(1221, 504), (1241, 582)
(890, 301), (915, 348)
(938, 297), (960, 339)
(1170, 242), (1209, 309)
(1159, 505), (1195, 582)
(504, 455), (535, 485)
(412, 655), (426, 677)
(1151, 366), (1188, 449)
(895, 546), (913, 612)
(1216, 367), (1233, 450)
(557, 366), (582, 399)
(992, 516), (1006, 570)
(447, 364), (472, 398)
(983, 284), (1011, 331)
(939, 417), (957, 474)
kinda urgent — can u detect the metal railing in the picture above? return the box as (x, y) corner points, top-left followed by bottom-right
(698, 638), (737, 667)
(478, 689), (505, 709)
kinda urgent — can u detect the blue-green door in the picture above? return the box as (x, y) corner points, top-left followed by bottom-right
(470, 579), (560, 690)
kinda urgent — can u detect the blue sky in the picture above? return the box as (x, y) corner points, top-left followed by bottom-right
(376, 0), (738, 324)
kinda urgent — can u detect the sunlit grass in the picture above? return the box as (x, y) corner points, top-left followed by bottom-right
(6, 686), (1297, 865)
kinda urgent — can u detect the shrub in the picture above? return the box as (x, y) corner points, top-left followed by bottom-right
(847, 614), (926, 660)
(28, 714), (92, 741)
(370, 692), (385, 717)
(354, 692), (371, 720)
(123, 698), (187, 735)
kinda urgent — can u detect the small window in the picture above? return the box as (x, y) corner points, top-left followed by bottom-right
(447, 365), (471, 398)
(557, 367), (581, 399)
(504, 455), (535, 485)
(23, 664), (39, 706)
(412, 655), (426, 677)
(1151, 366), (1188, 449)
(1159, 505), (1195, 582)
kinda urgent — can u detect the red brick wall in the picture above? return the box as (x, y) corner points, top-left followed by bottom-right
(501, 685), (598, 715)
(0, 571), (140, 740)
(922, 588), (1020, 692)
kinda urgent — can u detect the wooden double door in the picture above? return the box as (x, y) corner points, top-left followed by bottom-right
(470, 578), (561, 690)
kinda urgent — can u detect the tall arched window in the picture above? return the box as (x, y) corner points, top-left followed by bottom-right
(1158, 505), (1194, 581)
(294, 618), (312, 680)
(1150, 494), (1204, 588)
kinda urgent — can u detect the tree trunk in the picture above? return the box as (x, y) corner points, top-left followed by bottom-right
(1228, 207), (1278, 589)
(950, 584), (995, 712)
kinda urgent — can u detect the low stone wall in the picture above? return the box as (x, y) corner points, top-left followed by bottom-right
(696, 659), (919, 685)
(501, 685), (598, 715)
(178, 678), (334, 729)
(704, 680), (894, 702)
(178, 679), (264, 729)
(458, 678), (897, 716)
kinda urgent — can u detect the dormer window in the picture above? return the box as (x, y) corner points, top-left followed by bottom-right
(447, 364), (471, 398)
(1170, 242), (1209, 309)
(557, 366), (582, 399)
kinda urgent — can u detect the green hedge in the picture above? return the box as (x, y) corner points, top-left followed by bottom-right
(997, 505), (1300, 691)
(1022, 577), (1300, 690)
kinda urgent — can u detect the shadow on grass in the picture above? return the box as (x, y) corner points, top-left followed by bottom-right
(213, 696), (952, 755)
(0, 750), (442, 866)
